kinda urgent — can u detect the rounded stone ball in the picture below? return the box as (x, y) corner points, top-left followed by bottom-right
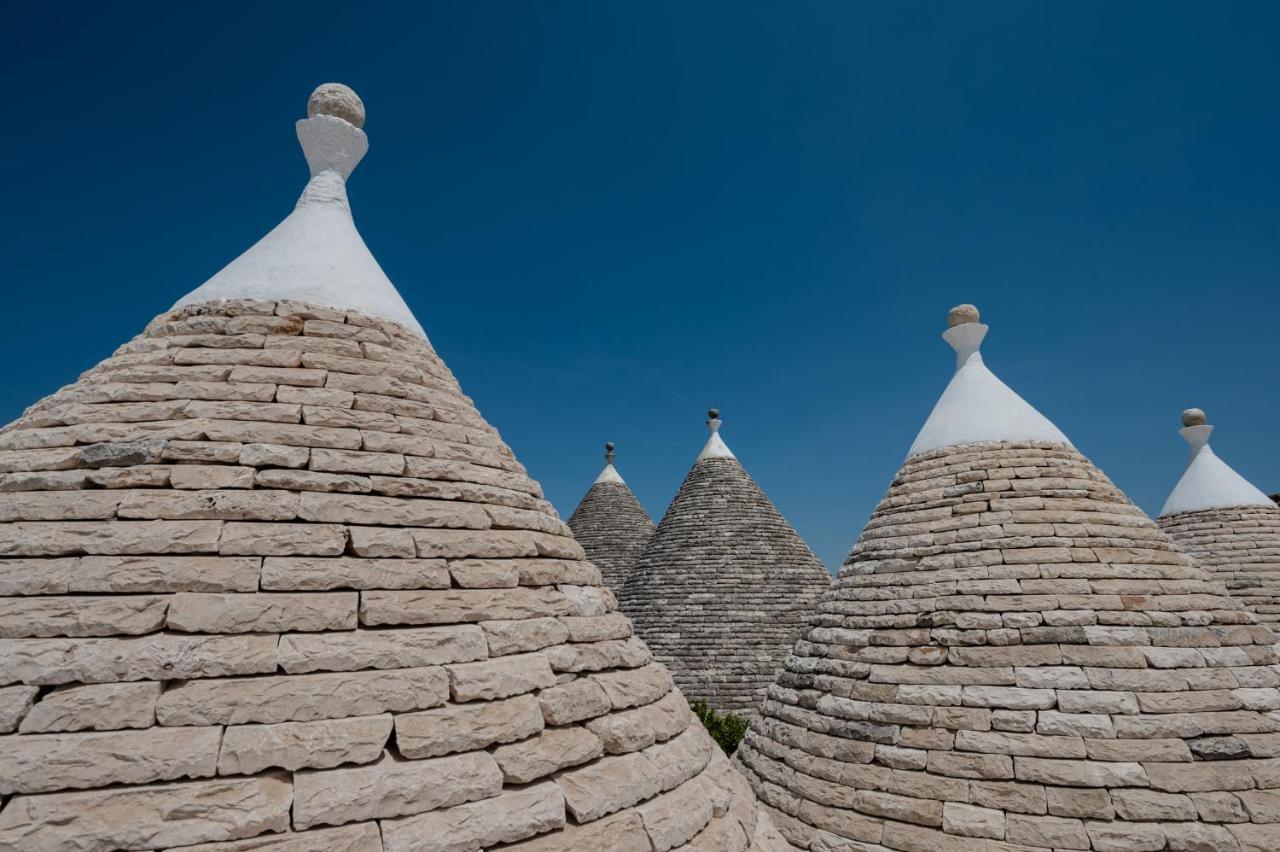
(1181, 408), (1207, 427)
(708, 408), (720, 420)
(947, 304), (981, 327)
(307, 84), (366, 129)
(605, 442), (615, 452)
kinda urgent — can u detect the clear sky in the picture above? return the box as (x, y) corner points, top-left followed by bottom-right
(4, 2), (1278, 571)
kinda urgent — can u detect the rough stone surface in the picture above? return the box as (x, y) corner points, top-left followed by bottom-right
(0, 297), (774, 850)
(619, 454), (831, 713)
(1160, 504), (1280, 626)
(738, 440), (1280, 850)
(567, 479), (654, 591)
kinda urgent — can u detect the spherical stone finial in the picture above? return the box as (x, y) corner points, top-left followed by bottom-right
(307, 83), (366, 129)
(1181, 408), (1207, 427)
(708, 408), (720, 420)
(605, 442), (615, 452)
(948, 304), (980, 327)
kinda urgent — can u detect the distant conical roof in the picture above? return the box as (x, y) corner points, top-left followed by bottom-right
(0, 85), (783, 852)
(738, 306), (1280, 852)
(619, 411), (831, 714)
(1159, 408), (1280, 627)
(567, 443), (655, 592)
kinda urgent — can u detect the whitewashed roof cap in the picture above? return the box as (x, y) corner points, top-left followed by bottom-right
(1160, 408), (1272, 516)
(696, 409), (736, 460)
(174, 83), (425, 336)
(594, 442), (626, 484)
(908, 304), (1071, 456)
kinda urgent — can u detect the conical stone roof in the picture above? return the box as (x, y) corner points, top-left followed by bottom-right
(1159, 408), (1280, 627)
(619, 411), (831, 714)
(567, 443), (655, 592)
(737, 306), (1280, 852)
(0, 85), (785, 852)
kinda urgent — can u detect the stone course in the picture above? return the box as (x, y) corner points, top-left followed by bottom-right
(1160, 505), (1280, 627)
(0, 299), (779, 851)
(736, 440), (1280, 850)
(620, 455), (831, 713)
(568, 477), (655, 591)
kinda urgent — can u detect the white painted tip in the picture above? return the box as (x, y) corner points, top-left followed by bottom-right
(908, 309), (1071, 456)
(173, 86), (426, 337)
(697, 409), (736, 461)
(1160, 419), (1272, 516)
(594, 442), (626, 484)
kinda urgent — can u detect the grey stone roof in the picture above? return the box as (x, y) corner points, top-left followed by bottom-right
(619, 456), (831, 714)
(736, 440), (1280, 851)
(568, 480), (655, 592)
(1160, 505), (1280, 626)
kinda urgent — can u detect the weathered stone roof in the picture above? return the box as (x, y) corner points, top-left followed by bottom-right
(619, 413), (831, 714)
(736, 310), (1280, 851)
(567, 445), (655, 592)
(0, 86), (785, 852)
(1159, 411), (1280, 628)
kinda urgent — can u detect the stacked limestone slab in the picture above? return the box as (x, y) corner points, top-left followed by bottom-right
(737, 308), (1280, 851)
(1159, 409), (1280, 627)
(0, 85), (784, 852)
(567, 445), (655, 592)
(620, 414), (831, 714)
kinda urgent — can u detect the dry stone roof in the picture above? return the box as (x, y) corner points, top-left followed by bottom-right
(1159, 410), (1280, 628)
(737, 308), (1280, 852)
(567, 444), (655, 592)
(0, 85), (785, 852)
(619, 412), (831, 714)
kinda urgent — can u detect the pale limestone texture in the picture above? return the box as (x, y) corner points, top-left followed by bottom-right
(1160, 504), (1280, 626)
(0, 298), (778, 850)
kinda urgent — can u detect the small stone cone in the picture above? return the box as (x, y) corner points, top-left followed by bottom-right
(567, 443), (655, 592)
(620, 411), (831, 714)
(1159, 409), (1280, 628)
(737, 307), (1280, 852)
(0, 85), (786, 851)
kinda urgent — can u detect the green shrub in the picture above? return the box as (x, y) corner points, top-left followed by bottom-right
(690, 699), (749, 755)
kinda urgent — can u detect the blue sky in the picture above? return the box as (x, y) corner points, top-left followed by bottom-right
(4, 2), (1278, 570)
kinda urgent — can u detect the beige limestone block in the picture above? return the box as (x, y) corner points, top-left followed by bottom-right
(256, 468), (372, 493)
(292, 749), (503, 829)
(942, 802), (1006, 840)
(0, 633), (277, 685)
(310, 448), (406, 475)
(449, 559), (519, 588)
(75, 555), (260, 593)
(278, 625), (488, 673)
(547, 637), (651, 673)
(409, 528), (540, 559)
(559, 583), (615, 615)
(637, 777), (716, 851)
(170, 465), (256, 489)
(381, 780), (566, 852)
(173, 381), (277, 403)
(593, 663), (675, 710)
(261, 555), (447, 591)
(538, 676), (613, 725)
(512, 557), (602, 586)
(155, 666), (448, 725)
(646, 726), (714, 790)
(360, 587), (573, 626)
(587, 703), (665, 754)
(446, 651), (556, 701)
(0, 684), (37, 732)
(0, 491), (121, 521)
(88, 465), (173, 488)
(0, 519), (223, 556)
(0, 447), (82, 473)
(0, 772), (293, 851)
(164, 440), (244, 463)
(0, 724), (222, 794)
(1014, 756), (1149, 788)
(493, 725), (604, 783)
(226, 365), (327, 386)
(218, 714), (392, 775)
(18, 681), (160, 733)
(557, 750), (665, 822)
(203, 419), (360, 450)
(0, 594), (169, 637)
(349, 526), (416, 557)
(495, 808), (648, 852)
(171, 821), (383, 852)
(0, 557), (82, 594)
(184, 401), (301, 424)
(276, 385), (358, 407)
(561, 612), (633, 642)
(298, 491), (488, 529)
(396, 693), (545, 759)
(239, 442), (310, 468)
(118, 489), (300, 521)
(219, 521), (347, 555)
(480, 617), (569, 656)
(167, 591), (356, 633)
(0, 470), (90, 491)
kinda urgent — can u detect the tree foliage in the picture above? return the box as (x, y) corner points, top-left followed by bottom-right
(690, 699), (749, 755)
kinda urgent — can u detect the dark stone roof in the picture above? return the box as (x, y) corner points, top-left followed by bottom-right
(567, 480), (655, 592)
(619, 456), (831, 714)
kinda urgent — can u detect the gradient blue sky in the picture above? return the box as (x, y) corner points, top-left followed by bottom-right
(4, 2), (1278, 570)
